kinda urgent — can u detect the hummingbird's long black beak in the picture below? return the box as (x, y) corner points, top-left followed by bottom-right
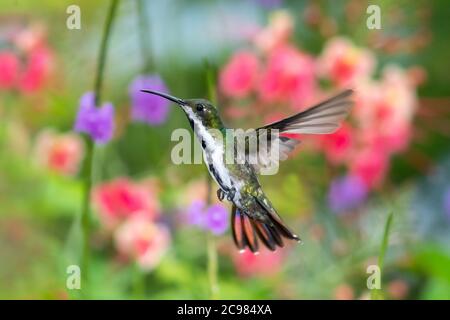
(140, 90), (185, 106)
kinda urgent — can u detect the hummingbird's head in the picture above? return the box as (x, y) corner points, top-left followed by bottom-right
(141, 90), (223, 129)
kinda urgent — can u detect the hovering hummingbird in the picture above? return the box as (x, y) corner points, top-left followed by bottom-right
(141, 89), (353, 254)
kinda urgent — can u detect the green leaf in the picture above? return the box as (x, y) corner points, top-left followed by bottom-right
(371, 212), (393, 300)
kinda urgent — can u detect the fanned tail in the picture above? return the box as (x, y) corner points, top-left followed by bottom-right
(231, 203), (301, 254)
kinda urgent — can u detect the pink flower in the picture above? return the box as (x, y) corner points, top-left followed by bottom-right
(254, 10), (294, 53)
(232, 248), (283, 278)
(354, 66), (417, 155)
(319, 123), (353, 164)
(350, 147), (388, 189)
(0, 51), (19, 90)
(258, 45), (316, 108)
(18, 46), (54, 93)
(318, 37), (375, 87)
(93, 178), (160, 229)
(360, 123), (411, 155)
(13, 23), (47, 53)
(378, 65), (417, 126)
(34, 130), (84, 176)
(115, 216), (170, 271)
(219, 51), (260, 98)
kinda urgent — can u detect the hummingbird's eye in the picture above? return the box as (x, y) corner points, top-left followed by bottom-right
(196, 104), (204, 112)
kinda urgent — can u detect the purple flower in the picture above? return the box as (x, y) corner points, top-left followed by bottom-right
(129, 74), (170, 125)
(186, 200), (206, 227)
(74, 92), (114, 144)
(328, 175), (368, 214)
(185, 201), (229, 235)
(205, 204), (229, 235)
(443, 188), (450, 221)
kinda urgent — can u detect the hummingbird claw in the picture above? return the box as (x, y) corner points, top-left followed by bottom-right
(227, 188), (236, 201)
(217, 189), (225, 201)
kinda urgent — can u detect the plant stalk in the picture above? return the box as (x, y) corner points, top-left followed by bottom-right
(80, 0), (120, 298)
(136, 0), (153, 73)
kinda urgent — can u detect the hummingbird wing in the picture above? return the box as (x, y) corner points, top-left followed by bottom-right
(258, 89), (353, 134)
(248, 89), (353, 173)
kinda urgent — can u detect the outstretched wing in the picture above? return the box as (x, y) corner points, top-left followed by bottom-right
(247, 89), (354, 173)
(259, 89), (354, 134)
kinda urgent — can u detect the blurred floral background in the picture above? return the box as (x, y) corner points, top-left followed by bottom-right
(1, 0), (449, 300)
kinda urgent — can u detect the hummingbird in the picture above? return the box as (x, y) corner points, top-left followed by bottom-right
(141, 89), (353, 254)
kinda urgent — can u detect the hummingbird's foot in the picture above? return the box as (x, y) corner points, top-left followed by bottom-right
(217, 189), (225, 202)
(226, 187), (236, 201)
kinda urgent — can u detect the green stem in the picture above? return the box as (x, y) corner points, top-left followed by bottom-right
(94, 0), (120, 106)
(206, 175), (219, 299)
(132, 263), (145, 299)
(207, 231), (219, 299)
(80, 0), (120, 298)
(80, 138), (94, 296)
(205, 61), (219, 299)
(205, 61), (217, 105)
(0, 94), (11, 149)
(136, 0), (153, 73)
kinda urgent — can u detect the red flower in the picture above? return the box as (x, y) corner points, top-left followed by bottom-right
(320, 123), (353, 164)
(93, 178), (160, 229)
(0, 51), (19, 90)
(219, 51), (260, 98)
(18, 46), (53, 93)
